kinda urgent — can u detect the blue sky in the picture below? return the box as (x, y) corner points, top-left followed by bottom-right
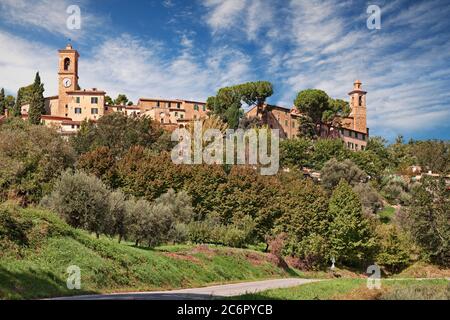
(0, 0), (449, 141)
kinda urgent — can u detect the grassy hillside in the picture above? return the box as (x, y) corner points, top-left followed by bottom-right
(0, 205), (295, 300)
(232, 279), (450, 300)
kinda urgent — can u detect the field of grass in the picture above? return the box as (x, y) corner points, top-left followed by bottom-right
(0, 205), (296, 300)
(232, 279), (450, 300)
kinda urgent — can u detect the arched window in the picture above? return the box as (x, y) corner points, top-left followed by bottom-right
(64, 58), (71, 71)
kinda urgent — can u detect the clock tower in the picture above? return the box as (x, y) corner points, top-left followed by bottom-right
(58, 43), (79, 116)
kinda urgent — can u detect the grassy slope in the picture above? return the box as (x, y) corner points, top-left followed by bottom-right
(0, 207), (294, 300)
(232, 279), (450, 300)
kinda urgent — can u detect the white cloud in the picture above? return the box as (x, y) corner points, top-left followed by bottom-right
(0, 31), (253, 103)
(203, 0), (246, 33)
(0, 30), (57, 96)
(0, 0), (105, 39)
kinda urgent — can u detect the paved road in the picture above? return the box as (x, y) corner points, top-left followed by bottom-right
(52, 278), (320, 300)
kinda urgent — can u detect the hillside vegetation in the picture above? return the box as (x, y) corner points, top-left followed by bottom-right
(0, 204), (293, 300)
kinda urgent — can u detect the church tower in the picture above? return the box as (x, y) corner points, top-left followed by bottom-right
(348, 80), (367, 133)
(58, 44), (79, 116)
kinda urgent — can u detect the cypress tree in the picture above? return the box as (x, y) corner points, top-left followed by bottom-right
(0, 88), (5, 115)
(13, 88), (23, 117)
(28, 72), (45, 125)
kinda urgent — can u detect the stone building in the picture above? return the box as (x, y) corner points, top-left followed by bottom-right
(245, 80), (370, 151)
(17, 44), (207, 135)
(11, 44), (369, 151)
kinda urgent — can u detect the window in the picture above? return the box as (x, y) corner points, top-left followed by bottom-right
(65, 104), (68, 109)
(203, 105), (206, 111)
(175, 112), (178, 117)
(64, 58), (70, 71)
(194, 104), (199, 111)
(177, 103), (181, 109)
(361, 146), (365, 151)
(362, 134), (366, 141)
(355, 144), (359, 150)
(157, 101), (160, 107)
(359, 96), (363, 106)
(91, 108), (99, 115)
(160, 118), (164, 124)
(75, 97), (80, 103)
(91, 97), (98, 104)
(74, 108), (82, 114)
(71, 125), (75, 129)
(180, 114), (184, 119)
(168, 102), (171, 108)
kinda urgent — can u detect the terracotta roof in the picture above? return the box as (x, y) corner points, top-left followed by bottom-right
(139, 98), (183, 103)
(183, 100), (206, 105)
(66, 89), (105, 95)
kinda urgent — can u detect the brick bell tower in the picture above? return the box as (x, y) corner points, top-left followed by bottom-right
(58, 43), (79, 116)
(348, 80), (367, 133)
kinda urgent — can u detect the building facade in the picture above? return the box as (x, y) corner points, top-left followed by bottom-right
(18, 44), (207, 135)
(245, 80), (370, 151)
(12, 44), (368, 151)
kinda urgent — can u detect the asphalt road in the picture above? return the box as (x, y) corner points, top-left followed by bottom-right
(52, 278), (320, 300)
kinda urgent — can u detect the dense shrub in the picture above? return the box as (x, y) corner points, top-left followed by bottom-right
(320, 158), (367, 191)
(353, 183), (383, 215)
(71, 112), (164, 156)
(280, 138), (312, 169)
(0, 119), (75, 204)
(309, 138), (349, 170)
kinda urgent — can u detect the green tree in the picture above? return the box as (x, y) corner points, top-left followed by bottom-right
(70, 119), (97, 154)
(275, 179), (330, 268)
(0, 88), (5, 115)
(280, 138), (312, 169)
(114, 94), (129, 106)
(5, 95), (15, 113)
(207, 81), (273, 129)
(375, 224), (411, 273)
(407, 177), (449, 266)
(328, 180), (377, 267)
(106, 190), (129, 243)
(42, 171), (109, 238)
(294, 89), (329, 138)
(77, 146), (119, 188)
(0, 119), (75, 204)
(310, 138), (348, 170)
(28, 72), (46, 125)
(127, 189), (194, 247)
(105, 95), (114, 105)
(322, 98), (351, 130)
(320, 158), (367, 191)
(71, 113), (164, 156)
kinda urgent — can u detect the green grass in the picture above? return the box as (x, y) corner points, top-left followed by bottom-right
(232, 279), (364, 300)
(0, 206), (295, 300)
(379, 206), (396, 223)
(231, 279), (450, 300)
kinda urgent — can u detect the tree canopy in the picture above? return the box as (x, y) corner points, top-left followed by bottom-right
(207, 81), (273, 129)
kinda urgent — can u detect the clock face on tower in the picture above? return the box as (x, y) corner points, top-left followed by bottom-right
(63, 78), (72, 88)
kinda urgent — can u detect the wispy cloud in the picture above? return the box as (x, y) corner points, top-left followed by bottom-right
(0, 0), (105, 39)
